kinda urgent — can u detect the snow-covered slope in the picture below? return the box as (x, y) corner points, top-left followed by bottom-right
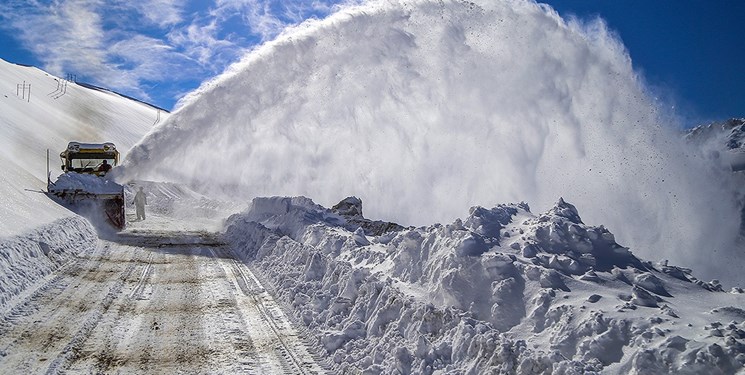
(0, 58), (163, 237)
(225, 196), (745, 374)
(686, 118), (745, 171)
(120, 0), (742, 284)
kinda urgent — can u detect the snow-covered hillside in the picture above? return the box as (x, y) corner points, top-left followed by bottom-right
(119, 0), (742, 285)
(0, 58), (162, 237)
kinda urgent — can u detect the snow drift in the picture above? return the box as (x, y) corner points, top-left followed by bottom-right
(224, 196), (745, 374)
(120, 0), (742, 284)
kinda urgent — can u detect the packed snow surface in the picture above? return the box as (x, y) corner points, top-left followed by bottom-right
(0, 209), (324, 374)
(121, 0), (742, 284)
(225, 195), (745, 374)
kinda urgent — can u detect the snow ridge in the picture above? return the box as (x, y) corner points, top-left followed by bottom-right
(224, 196), (745, 374)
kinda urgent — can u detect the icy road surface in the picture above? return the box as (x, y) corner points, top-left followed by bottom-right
(0, 228), (324, 374)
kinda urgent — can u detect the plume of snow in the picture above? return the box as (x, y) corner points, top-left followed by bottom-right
(121, 0), (743, 285)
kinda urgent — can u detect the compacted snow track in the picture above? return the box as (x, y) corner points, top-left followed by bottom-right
(0, 230), (324, 374)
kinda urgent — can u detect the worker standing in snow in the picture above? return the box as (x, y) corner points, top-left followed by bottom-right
(134, 187), (147, 221)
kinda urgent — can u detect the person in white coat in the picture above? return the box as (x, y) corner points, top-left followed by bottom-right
(134, 187), (147, 221)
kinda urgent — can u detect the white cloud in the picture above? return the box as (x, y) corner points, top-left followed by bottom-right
(129, 0), (184, 28)
(211, 0), (350, 40)
(0, 0), (345, 108)
(210, 0), (286, 41)
(0, 0), (108, 79)
(167, 18), (240, 68)
(104, 35), (197, 97)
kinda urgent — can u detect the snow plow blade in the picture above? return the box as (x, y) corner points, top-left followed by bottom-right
(47, 188), (126, 230)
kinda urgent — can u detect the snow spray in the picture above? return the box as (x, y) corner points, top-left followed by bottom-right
(123, 0), (743, 285)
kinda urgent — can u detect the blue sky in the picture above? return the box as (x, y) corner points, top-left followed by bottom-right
(545, 0), (745, 127)
(0, 0), (742, 126)
(0, 0), (345, 111)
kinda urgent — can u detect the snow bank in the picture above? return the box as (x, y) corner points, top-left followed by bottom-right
(0, 164), (74, 237)
(0, 58), (157, 311)
(225, 196), (745, 374)
(0, 216), (97, 310)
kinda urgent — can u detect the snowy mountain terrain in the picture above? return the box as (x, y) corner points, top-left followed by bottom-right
(1, 0), (745, 374)
(0, 57), (162, 237)
(686, 118), (745, 172)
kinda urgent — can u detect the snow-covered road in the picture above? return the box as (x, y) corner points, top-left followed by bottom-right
(0, 229), (325, 374)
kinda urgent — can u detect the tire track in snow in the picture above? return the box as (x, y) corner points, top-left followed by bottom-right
(214, 247), (325, 375)
(0, 244), (112, 372)
(171, 246), (213, 374)
(128, 251), (154, 301)
(0, 243), (138, 374)
(0, 244), (109, 338)
(77, 249), (157, 374)
(201, 248), (262, 374)
(67, 243), (231, 373)
(44, 259), (137, 374)
(1, 230), (326, 374)
(75, 249), (165, 374)
(247, 262), (339, 374)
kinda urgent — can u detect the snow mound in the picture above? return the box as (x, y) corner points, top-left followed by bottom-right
(0, 216), (97, 310)
(224, 196), (745, 374)
(331, 196), (406, 236)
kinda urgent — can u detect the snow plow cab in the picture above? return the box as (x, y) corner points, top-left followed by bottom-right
(59, 142), (119, 175)
(47, 142), (126, 230)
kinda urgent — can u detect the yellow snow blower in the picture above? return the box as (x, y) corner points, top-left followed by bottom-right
(47, 142), (126, 230)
